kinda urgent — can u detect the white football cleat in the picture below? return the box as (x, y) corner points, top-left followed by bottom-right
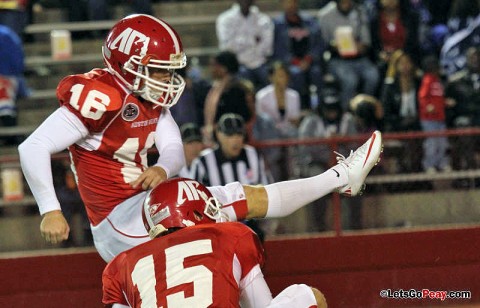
(333, 130), (383, 196)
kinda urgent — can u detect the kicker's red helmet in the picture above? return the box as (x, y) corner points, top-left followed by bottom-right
(142, 178), (224, 238)
(102, 14), (186, 108)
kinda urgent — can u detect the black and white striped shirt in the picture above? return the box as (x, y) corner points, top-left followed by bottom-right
(190, 145), (270, 186)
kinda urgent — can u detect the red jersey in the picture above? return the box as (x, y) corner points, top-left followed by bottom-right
(418, 73), (446, 121)
(57, 69), (162, 225)
(102, 222), (264, 308)
(0, 75), (16, 111)
(379, 13), (406, 53)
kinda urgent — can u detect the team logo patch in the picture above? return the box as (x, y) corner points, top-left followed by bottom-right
(122, 102), (139, 121)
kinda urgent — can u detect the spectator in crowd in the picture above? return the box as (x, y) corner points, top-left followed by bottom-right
(381, 50), (421, 133)
(369, 0), (421, 76)
(440, 0), (480, 77)
(446, 0), (480, 35)
(256, 61), (301, 138)
(418, 55), (452, 173)
(367, 0), (448, 56)
(192, 113), (271, 240)
(349, 94), (384, 134)
(177, 122), (205, 178)
(317, 0), (380, 111)
(298, 95), (354, 163)
(445, 46), (480, 128)
(299, 74), (355, 169)
(256, 61), (301, 181)
(216, 0), (274, 90)
(445, 46), (480, 172)
(202, 51), (253, 146)
(0, 0), (28, 38)
(272, 0), (325, 109)
(381, 49), (422, 172)
(102, 177), (328, 308)
(0, 25), (29, 146)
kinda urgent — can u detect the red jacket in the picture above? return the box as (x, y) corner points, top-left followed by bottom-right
(418, 73), (446, 121)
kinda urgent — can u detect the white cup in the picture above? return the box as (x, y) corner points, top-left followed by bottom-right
(51, 30), (72, 60)
(1, 168), (24, 201)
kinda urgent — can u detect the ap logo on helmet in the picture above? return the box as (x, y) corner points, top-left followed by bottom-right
(108, 28), (150, 56)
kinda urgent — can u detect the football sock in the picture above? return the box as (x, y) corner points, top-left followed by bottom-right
(264, 166), (347, 218)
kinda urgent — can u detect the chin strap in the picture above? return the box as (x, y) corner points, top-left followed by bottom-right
(133, 54), (155, 92)
(149, 224), (168, 239)
(132, 67), (144, 92)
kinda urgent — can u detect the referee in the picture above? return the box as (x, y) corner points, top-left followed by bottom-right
(191, 113), (271, 186)
(191, 113), (271, 241)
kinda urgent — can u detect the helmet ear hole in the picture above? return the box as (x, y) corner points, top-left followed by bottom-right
(118, 62), (127, 73)
(193, 210), (204, 221)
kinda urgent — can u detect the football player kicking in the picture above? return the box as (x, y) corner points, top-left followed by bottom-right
(102, 177), (328, 308)
(19, 14), (383, 262)
(19, 14), (189, 256)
